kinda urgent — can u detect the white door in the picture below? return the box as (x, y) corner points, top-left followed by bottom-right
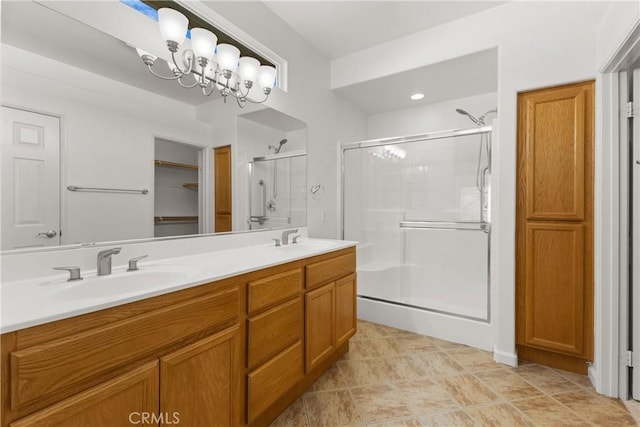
(1, 107), (61, 250)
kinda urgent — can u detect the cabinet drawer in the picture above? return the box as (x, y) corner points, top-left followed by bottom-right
(247, 341), (303, 424)
(10, 287), (239, 410)
(248, 297), (302, 370)
(306, 252), (355, 290)
(248, 268), (302, 314)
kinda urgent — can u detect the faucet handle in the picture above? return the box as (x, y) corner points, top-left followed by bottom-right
(291, 235), (300, 244)
(127, 255), (148, 272)
(53, 266), (83, 281)
(273, 238), (281, 247)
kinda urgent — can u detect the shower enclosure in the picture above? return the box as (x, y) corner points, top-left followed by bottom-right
(248, 150), (306, 229)
(342, 126), (493, 345)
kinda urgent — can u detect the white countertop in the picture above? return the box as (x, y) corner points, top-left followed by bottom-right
(1, 238), (356, 334)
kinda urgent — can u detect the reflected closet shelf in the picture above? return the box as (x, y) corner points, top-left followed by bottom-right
(154, 216), (198, 224)
(154, 160), (198, 170)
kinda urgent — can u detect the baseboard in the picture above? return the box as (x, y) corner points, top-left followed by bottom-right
(493, 347), (518, 366)
(588, 364), (597, 389)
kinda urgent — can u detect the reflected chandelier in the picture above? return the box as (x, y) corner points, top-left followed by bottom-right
(136, 8), (277, 108)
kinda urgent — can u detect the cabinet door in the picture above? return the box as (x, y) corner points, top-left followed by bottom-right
(10, 361), (158, 427)
(335, 274), (357, 347)
(160, 326), (242, 427)
(305, 282), (335, 372)
(516, 81), (594, 374)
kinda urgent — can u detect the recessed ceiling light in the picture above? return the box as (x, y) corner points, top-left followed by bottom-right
(410, 93), (424, 100)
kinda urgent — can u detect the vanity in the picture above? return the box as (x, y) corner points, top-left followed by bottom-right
(0, 238), (356, 427)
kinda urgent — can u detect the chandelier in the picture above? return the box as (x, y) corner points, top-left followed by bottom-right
(136, 8), (277, 108)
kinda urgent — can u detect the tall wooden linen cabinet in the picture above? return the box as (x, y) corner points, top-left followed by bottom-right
(516, 80), (594, 374)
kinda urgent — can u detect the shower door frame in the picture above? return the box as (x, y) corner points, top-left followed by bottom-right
(340, 126), (493, 322)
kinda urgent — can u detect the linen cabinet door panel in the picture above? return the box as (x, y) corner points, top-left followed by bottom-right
(160, 326), (242, 427)
(335, 274), (357, 347)
(305, 282), (335, 372)
(523, 223), (585, 356)
(522, 84), (590, 221)
(10, 361), (158, 427)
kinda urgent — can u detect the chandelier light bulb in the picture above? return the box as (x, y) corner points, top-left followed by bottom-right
(258, 65), (277, 89)
(190, 28), (217, 61)
(238, 57), (260, 84)
(158, 8), (189, 48)
(141, 8), (276, 107)
(217, 44), (240, 72)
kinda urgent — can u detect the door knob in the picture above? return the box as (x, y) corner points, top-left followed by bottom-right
(37, 230), (57, 238)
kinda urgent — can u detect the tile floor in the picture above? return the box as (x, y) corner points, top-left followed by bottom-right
(270, 320), (638, 427)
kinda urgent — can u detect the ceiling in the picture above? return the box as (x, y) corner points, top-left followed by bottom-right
(334, 48), (497, 115)
(263, 1), (507, 59)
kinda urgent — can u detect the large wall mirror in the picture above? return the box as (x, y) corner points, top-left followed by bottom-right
(0, 1), (307, 251)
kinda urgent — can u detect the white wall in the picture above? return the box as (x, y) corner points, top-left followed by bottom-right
(367, 92), (497, 139)
(1, 45), (212, 245)
(332, 1), (607, 369)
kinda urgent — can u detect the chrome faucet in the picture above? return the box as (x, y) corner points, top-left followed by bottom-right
(97, 247), (121, 276)
(281, 229), (299, 246)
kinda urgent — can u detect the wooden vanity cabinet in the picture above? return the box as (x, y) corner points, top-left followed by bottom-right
(0, 246), (356, 427)
(1, 279), (245, 427)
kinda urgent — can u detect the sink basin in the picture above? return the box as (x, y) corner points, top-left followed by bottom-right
(56, 265), (198, 300)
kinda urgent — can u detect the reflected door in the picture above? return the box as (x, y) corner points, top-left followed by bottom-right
(1, 107), (60, 250)
(214, 145), (232, 232)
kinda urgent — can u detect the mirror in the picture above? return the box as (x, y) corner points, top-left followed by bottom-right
(0, 1), (307, 251)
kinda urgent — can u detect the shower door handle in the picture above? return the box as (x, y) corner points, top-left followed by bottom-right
(480, 166), (490, 223)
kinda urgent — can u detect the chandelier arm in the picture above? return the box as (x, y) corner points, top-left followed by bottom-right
(244, 93), (270, 104)
(171, 50), (193, 75)
(147, 65), (180, 81)
(202, 82), (216, 96)
(235, 96), (245, 108)
(177, 75), (201, 89)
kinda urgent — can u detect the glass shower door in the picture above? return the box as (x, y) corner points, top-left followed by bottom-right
(343, 131), (490, 321)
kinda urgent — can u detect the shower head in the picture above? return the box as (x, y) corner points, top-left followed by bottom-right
(269, 139), (288, 154)
(455, 108), (484, 126)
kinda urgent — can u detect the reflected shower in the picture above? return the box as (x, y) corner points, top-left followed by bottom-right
(268, 138), (288, 199)
(269, 139), (288, 154)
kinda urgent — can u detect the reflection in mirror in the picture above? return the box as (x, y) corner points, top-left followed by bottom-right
(0, 1), (307, 251)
